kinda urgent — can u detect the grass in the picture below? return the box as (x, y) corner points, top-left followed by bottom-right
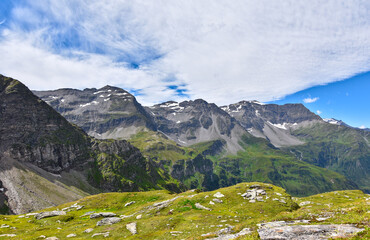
(0, 182), (367, 239)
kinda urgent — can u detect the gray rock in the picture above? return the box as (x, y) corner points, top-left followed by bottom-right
(83, 228), (93, 233)
(136, 214), (142, 219)
(125, 201), (135, 207)
(213, 198), (223, 203)
(45, 237), (59, 240)
(299, 201), (312, 206)
(96, 217), (121, 226)
(66, 233), (76, 238)
(90, 212), (116, 219)
(0, 234), (16, 237)
(35, 211), (66, 220)
(126, 222), (137, 235)
(92, 232), (109, 238)
(258, 224), (364, 240)
(148, 196), (180, 211)
(213, 192), (225, 198)
(195, 203), (212, 211)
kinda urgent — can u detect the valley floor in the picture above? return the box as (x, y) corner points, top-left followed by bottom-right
(0, 182), (368, 239)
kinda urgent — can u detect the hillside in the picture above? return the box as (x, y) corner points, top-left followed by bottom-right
(35, 85), (370, 195)
(0, 75), (180, 214)
(128, 131), (357, 197)
(0, 182), (367, 239)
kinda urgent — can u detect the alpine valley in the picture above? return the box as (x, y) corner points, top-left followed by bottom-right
(0, 74), (369, 239)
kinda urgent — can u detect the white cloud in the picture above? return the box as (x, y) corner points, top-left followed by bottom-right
(303, 97), (319, 103)
(359, 125), (366, 129)
(0, 1), (370, 105)
(316, 110), (322, 115)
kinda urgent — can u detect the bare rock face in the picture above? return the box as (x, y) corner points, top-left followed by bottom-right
(0, 75), (91, 173)
(258, 223), (364, 240)
(34, 86), (156, 139)
(147, 99), (247, 154)
(0, 75), (179, 214)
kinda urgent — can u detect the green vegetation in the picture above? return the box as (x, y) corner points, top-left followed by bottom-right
(0, 182), (367, 239)
(289, 122), (370, 192)
(129, 131), (357, 196)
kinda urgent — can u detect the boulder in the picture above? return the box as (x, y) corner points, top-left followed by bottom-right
(92, 232), (109, 238)
(213, 192), (225, 198)
(96, 217), (121, 226)
(35, 211), (66, 220)
(126, 222), (137, 235)
(90, 212), (116, 219)
(258, 223), (364, 240)
(195, 203), (212, 211)
(125, 201), (135, 207)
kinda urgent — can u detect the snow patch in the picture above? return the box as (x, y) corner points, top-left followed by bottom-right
(104, 98), (110, 102)
(255, 110), (260, 117)
(93, 90), (106, 95)
(268, 121), (288, 130)
(79, 101), (99, 107)
(323, 118), (340, 125)
(115, 92), (128, 96)
(60, 99), (65, 103)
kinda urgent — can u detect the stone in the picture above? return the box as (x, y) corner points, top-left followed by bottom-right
(90, 212), (116, 219)
(92, 232), (109, 238)
(96, 217), (121, 226)
(136, 214), (142, 219)
(45, 237), (59, 240)
(148, 196), (180, 211)
(39, 235), (46, 239)
(126, 222), (137, 235)
(83, 228), (93, 233)
(195, 203), (212, 211)
(0, 234), (16, 237)
(209, 201), (215, 205)
(256, 189), (266, 195)
(213, 198), (223, 203)
(258, 224), (364, 240)
(214, 192), (225, 198)
(125, 201), (135, 207)
(299, 201), (312, 207)
(66, 233), (76, 238)
(35, 211), (66, 220)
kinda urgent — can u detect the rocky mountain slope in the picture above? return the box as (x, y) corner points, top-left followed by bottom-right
(34, 84), (369, 194)
(146, 99), (247, 153)
(0, 75), (179, 214)
(34, 86), (156, 139)
(0, 182), (367, 239)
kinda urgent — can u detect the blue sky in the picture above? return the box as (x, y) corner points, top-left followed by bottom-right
(0, 1), (369, 128)
(270, 71), (370, 128)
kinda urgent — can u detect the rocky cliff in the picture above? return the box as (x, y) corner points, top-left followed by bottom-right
(0, 75), (179, 214)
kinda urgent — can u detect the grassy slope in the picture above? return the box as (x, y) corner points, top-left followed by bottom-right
(289, 122), (370, 192)
(0, 182), (367, 239)
(129, 131), (357, 196)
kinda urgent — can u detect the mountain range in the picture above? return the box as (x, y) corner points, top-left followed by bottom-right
(0, 74), (368, 215)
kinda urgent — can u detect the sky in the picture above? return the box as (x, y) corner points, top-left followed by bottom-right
(0, 1), (369, 128)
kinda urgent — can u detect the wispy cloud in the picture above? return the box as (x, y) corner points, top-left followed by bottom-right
(359, 125), (366, 129)
(316, 110), (322, 115)
(0, 1), (370, 105)
(303, 97), (319, 103)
